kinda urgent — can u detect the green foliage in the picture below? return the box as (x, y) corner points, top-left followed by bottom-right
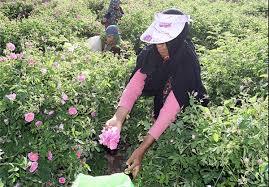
(0, 0), (268, 186)
(138, 96), (268, 186)
(0, 0), (103, 55)
(0, 1), (36, 20)
(201, 33), (268, 103)
(0, 43), (135, 186)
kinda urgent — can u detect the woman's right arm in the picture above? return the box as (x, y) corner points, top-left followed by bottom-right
(106, 69), (147, 128)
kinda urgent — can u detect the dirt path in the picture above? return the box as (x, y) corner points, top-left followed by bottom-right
(104, 141), (130, 175)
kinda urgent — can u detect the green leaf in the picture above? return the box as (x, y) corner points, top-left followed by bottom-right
(0, 180), (4, 187)
(212, 133), (220, 142)
(8, 167), (19, 173)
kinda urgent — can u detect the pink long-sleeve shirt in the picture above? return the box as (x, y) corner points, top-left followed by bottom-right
(119, 69), (181, 140)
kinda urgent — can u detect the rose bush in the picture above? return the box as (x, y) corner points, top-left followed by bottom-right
(0, 41), (136, 186)
(0, 0), (268, 186)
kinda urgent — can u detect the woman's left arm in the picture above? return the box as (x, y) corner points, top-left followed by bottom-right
(127, 91), (181, 178)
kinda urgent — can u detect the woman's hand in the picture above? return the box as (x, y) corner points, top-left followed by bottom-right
(104, 106), (129, 131)
(126, 134), (156, 178)
(105, 116), (123, 131)
(126, 148), (145, 178)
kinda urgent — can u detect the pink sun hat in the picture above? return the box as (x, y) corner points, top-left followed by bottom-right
(140, 12), (192, 44)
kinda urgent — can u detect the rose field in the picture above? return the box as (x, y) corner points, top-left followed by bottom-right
(0, 0), (268, 186)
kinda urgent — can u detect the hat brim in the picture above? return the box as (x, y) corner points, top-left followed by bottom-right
(140, 13), (190, 44)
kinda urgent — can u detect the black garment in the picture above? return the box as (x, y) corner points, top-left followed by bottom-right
(129, 23), (208, 119)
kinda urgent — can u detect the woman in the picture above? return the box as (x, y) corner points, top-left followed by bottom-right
(105, 8), (209, 178)
(87, 25), (121, 55)
(102, 0), (124, 28)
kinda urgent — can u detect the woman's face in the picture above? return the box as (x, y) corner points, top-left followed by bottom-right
(156, 43), (170, 61)
(106, 35), (114, 45)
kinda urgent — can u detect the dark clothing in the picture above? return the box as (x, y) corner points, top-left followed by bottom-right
(130, 24), (208, 118)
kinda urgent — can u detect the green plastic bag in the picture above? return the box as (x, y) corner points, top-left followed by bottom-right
(72, 173), (134, 187)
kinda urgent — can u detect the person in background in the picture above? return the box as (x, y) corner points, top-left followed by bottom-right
(104, 8), (209, 178)
(87, 25), (122, 56)
(102, 0), (124, 28)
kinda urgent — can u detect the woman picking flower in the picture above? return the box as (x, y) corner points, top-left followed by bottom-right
(104, 8), (209, 178)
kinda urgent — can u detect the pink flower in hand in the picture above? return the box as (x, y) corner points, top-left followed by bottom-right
(47, 151), (53, 161)
(77, 73), (86, 82)
(99, 127), (120, 150)
(29, 161), (38, 173)
(35, 121), (43, 127)
(6, 42), (16, 51)
(68, 107), (77, 116)
(5, 93), (16, 101)
(28, 152), (39, 162)
(59, 177), (66, 184)
(25, 112), (35, 122)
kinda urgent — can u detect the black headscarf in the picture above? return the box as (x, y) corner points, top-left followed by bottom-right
(130, 8), (208, 118)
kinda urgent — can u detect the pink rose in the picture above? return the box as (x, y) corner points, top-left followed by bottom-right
(5, 93), (16, 101)
(61, 99), (66, 105)
(59, 177), (66, 184)
(6, 42), (16, 51)
(29, 161), (38, 173)
(47, 151), (53, 161)
(91, 111), (96, 118)
(0, 57), (8, 62)
(48, 110), (54, 116)
(35, 121), (43, 127)
(68, 107), (77, 116)
(28, 58), (36, 66)
(76, 151), (81, 159)
(77, 73), (86, 82)
(62, 93), (68, 101)
(8, 53), (17, 60)
(99, 127), (120, 150)
(25, 112), (35, 122)
(17, 53), (24, 60)
(28, 152), (39, 162)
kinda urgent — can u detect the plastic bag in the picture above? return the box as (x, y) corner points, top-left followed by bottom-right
(72, 173), (134, 187)
(86, 36), (102, 52)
